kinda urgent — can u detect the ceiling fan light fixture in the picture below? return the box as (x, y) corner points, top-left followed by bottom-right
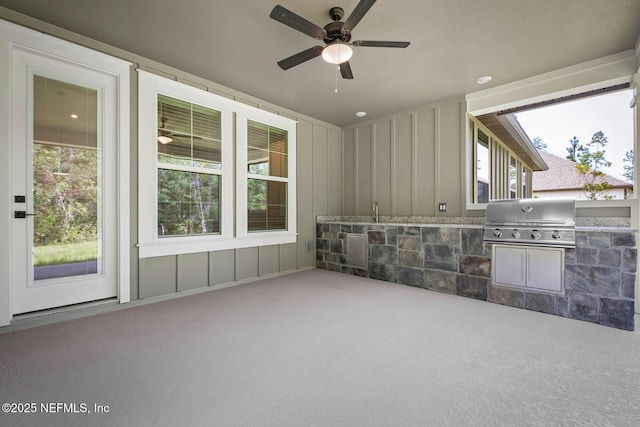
(158, 135), (173, 145)
(322, 43), (353, 64)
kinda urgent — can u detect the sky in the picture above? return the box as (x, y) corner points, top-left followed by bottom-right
(514, 89), (634, 181)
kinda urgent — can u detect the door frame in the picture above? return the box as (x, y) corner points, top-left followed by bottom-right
(0, 19), (131, 326)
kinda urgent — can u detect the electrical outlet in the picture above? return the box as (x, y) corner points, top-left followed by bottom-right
(438, 202), (447, 212)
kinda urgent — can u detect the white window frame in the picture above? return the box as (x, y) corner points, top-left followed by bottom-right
(236, 109), (297, 247)
(469, 115), (536, 205)
(138, 70), (234, 258)
(472, 122), (491, 204)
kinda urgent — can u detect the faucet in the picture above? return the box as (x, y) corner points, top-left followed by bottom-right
(372, 201), (379, 223)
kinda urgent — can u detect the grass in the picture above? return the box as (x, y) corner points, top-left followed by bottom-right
(33, 241), (98, 267)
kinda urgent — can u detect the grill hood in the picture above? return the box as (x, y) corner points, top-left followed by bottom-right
(483, 198), (576, 247)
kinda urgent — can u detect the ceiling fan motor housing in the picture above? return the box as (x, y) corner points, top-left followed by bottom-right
(323, 21), (351, 44)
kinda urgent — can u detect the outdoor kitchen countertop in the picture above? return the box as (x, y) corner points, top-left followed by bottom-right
(316, 216), (484, 228)
(316, 216), (636, 231)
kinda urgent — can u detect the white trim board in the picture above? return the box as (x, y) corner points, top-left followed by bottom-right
(466, 50), (636, 116)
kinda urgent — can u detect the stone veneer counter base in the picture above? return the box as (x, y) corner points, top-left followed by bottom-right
(316, 218), (636, 331)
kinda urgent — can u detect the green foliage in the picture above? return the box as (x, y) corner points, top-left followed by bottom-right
(582, 130), (610, 171)
(248, 178), (267, 210)
(33, 241), (97, 266)
(572, 131), (613, 200)
(157, 169), (220, 236)
(580, 149), (611, 170)
(622, 150), (634, 183)
(532, 136), (547, 151)
(565, 136), (586, 162)
(32, 144), (98, 246)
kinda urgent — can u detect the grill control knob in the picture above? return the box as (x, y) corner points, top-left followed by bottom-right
(493, 229), (502, 238)
(552, 230), (562, 239)
(531, 230), (541, 240)
(512, 229), (521, 238)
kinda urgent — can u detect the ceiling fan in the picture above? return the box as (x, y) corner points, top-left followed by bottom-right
(270, 0), (410, 79)
(157, 116), (200, 145)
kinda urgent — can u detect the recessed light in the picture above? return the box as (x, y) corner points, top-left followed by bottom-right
(70, 114), (78, 119)
(355, 111), (367, 118)
(476, 76), (492, 85)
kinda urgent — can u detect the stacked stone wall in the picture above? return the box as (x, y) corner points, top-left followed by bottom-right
(317, 222), (636, 331)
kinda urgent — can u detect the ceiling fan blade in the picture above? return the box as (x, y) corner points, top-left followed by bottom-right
(353, 40), (411, 48)
(270, 5), (327, 40)
(339, 61), (353, 79)
(342, 0), (377, 33)
(277, 46), (324, 70)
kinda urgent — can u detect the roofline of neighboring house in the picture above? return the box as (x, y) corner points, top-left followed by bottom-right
(532, 151), (634, 192)
(475, 113), (548, 172)
(534, 181), (634, 191)
(534, 184), (633, 191)
(498, 114), (549, 171)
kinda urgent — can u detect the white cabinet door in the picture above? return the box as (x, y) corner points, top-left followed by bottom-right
(527, 248), (563, 292)
(492, 245), (564, 292)
(493, 246), (526, 287)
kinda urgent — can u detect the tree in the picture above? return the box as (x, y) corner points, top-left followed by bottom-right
(622, 150), (634, 183)
(532, 136), (547, 151)
(574, 130), (613, 200)
(565, 136), (585, 162)
(583, 130), (610, 171)
(33, 144), (98, 247)
(157, 169), (219, 236)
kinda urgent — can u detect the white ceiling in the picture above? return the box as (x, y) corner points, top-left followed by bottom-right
(1, 0), (639, 127)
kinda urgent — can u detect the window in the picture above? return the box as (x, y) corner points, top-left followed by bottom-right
(470, 116), (532, 204)
(138, 71), (234, 257)
(475, 128), (490, 203)
(157, 95), (222, 237)
(247, 120), (288, 231)
(138, 71), (296, 257)
(509, 156), (517, 199)
(237, 110), (296, 243)
(466, 52), (636, 209)
(514, 89), (634, 201)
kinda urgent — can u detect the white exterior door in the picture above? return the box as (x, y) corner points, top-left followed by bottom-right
(11, 50), (118, 314)
(0, 20), (130, 322)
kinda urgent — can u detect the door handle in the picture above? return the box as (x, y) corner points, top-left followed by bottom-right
(14, 211), (36, 218)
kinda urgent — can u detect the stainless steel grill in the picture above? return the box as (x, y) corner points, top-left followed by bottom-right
(483, 198), (576, 248)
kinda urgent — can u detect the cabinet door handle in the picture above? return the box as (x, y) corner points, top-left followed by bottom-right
(521, 253), (526, 281)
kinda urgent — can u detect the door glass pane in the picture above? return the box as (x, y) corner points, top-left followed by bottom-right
(32, 75), (100, 281)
